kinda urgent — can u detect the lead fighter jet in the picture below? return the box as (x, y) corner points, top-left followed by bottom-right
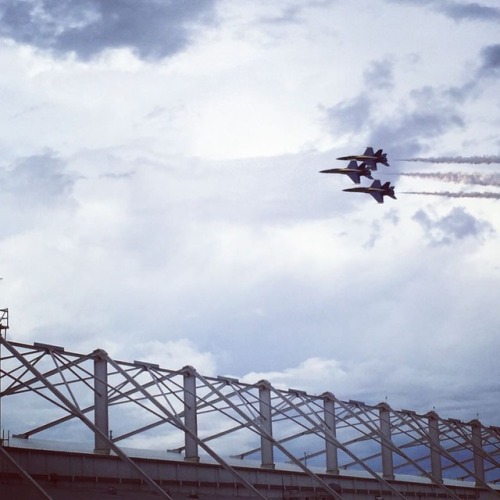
(343, 180), (396, 203)
(319, 160), (373, 184)
(337, 147), (389, 170)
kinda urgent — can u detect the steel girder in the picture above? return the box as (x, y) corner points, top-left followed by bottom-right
(1, 336), (499, 499)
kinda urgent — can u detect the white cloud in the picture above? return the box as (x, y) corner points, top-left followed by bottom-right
(241, 357), (348, 392)
(1, 0), (499, 434)
(115, 339), (217, 376)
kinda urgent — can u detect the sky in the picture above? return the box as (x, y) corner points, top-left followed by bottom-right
(0, 0), (499, 426)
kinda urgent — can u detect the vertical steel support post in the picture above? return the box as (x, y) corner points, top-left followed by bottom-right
(470, 419), (485, 486)
(0, 309), (8, 445)
(427, 411), (442, 482)
(0, 334), (2, 446)
(322, 392), (339, 474)
(258, 379), (274, 469)
(182, 365), (199, 462)
(93, 349), (110, 454)
(378, 402), (394, 480)
(2, 342), (172, 499)
(0, 330), (3, 445)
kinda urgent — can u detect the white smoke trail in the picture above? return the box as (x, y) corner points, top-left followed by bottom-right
(395, 172), (500, 186)
(397, 156), (500, 165)
(402, 191), (500, 199)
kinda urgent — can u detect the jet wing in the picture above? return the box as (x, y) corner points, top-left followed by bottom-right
(346, 171), (361, 184)
(363, 147), (374, 156)
(370, 191), (384, 203)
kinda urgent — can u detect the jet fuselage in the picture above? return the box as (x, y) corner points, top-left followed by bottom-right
(336, 147), (389, 169)
(319, 160), (372, 184)
(343, 180), (396, 203)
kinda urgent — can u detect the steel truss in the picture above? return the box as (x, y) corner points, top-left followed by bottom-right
(1, 334), (499, 499)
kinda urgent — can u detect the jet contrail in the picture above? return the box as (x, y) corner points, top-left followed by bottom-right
(394, 172), (500, 187)
(397, 156), (500, 165)
(402, 191), (500, 199)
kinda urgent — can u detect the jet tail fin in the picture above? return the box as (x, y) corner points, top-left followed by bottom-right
(357, 162), (373, 179)
(374, 149), (390, 166)
(365, 159), (377, 170)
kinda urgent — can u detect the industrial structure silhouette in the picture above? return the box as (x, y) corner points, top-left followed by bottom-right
(1, 309), (499, 499)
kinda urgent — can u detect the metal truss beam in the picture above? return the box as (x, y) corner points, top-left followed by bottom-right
(0, 339), (173, 499)
(1, 337), (499, 499)
(193, 373), (346, 499)
(102, 353), (267, 499)
(0, 445), (53, 499)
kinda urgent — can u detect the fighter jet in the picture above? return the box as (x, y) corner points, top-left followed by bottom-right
(343, 180), (396, 204)
(337, 147), (389, 170)
(319, 160), (373, 184)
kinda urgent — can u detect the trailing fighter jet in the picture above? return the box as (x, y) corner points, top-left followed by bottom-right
(343, 180), (396, 204)
(337, 147), (389, 170)
(319, 160), (373, 184)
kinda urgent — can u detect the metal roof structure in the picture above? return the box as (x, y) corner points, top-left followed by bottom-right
(1, 309), (499, 499)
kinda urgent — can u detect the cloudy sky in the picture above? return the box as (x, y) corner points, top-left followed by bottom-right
(1, 0), (499, 425)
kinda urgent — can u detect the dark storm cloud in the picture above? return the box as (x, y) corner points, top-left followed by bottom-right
(413, 207), (493, 245)
(1, 151), (75, 204)
(446, 45), (500, 99)
(385, 0), (500, 23)
(259, 1), (337, 26)
(437, 2), (500, 22)
(363, 58), (395, 90)
(479, 44), (500, 77)
(329, 43), (491, 153)
(443, 77), (481, 103)
(382, 109), (463, 142)
(259, 5), (303, 25)
(326, 80), (464, 160)
(368, 107), (464, 159)
(325, 95), (372, 132)
(325, 59), (394, 133)
(0, 0), (216, 60)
